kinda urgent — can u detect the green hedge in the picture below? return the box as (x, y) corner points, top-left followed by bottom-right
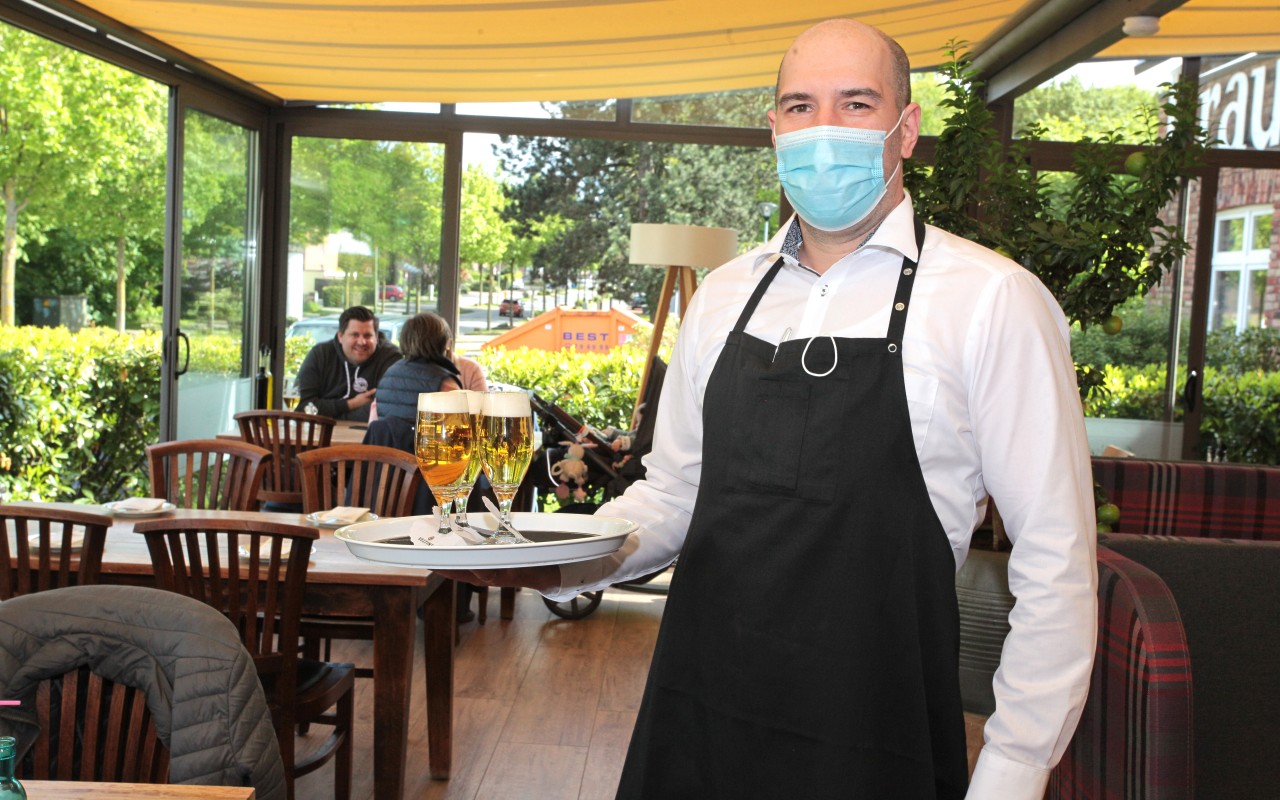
(0, 327), (161, 502)
(473, 346), (648, 432)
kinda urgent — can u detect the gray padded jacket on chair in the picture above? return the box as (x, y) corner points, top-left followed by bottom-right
(0, 584), (286, 800)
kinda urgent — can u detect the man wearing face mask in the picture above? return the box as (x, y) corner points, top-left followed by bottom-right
(440, 18), (1096, 800)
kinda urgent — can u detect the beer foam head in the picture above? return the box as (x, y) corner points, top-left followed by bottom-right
(481, 391), (531, 417)
(458, 389), (485, 415)
(418, 391), (469, 413)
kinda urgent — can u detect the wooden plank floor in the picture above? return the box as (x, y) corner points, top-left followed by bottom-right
(296, 574), (989, 800)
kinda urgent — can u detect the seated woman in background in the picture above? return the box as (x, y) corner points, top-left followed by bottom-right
(369, 311), (460, 421)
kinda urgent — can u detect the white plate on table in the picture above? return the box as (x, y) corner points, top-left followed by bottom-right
(307, 510), (379, 529)
(335, 512), (636, 569)
(103, 500), (176, 518)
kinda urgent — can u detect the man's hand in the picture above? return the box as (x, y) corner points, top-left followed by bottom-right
(435, 565), (560, 592)
(347, 388), (376, 410)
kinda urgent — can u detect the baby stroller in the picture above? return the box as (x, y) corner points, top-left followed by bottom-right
(527, 356), (670, 618)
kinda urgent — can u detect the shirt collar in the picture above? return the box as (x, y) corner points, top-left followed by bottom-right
(751, 194), (920, 274)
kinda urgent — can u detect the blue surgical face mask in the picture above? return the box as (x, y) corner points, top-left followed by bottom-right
(775, 110), (905, 232)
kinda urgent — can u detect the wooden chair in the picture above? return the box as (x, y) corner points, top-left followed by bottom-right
(134, 516), (353, 800)
(295, 444), (423, 675)
(295, 444), (422, 518)
(146, 439), (272, 511)
(0, 584), (286, 798)
(21, 666), (169, 783)
(234, 410), (336, 508)
(0, 504), (111, 599)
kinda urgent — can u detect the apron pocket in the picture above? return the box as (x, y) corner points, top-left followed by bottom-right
(729, 380), (810, 494)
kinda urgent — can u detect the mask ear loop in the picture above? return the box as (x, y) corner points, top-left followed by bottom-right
(801, 336), (838, 377)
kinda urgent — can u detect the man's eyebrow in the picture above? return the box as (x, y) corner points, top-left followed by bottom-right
(839, 87), (883, 102)
(776, 91), (812, 106)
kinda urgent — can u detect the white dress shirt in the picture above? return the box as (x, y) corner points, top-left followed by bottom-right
(556, 196), (1097, 800)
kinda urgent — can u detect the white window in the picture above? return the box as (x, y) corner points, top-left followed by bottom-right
(1209, 206), (1274, 332)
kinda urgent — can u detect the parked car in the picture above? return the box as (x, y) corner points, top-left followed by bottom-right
(286, 314), (410, 347)
(499, 297), (523, 318)
(379, 284), (405, 301)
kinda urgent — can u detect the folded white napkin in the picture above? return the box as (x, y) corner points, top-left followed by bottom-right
(407, 511), (485, 547)
(114, 497), (167, 512)
(321, 506), (370, 524)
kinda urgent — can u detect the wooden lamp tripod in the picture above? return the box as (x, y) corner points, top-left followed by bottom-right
(627, 223), (738, 427)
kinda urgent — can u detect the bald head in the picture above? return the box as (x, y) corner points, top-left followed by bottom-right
(776, 20), (911, 111)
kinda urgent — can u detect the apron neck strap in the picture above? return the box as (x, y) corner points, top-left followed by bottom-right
(731, 257), (785, 334)
(885, 216), (926, 343)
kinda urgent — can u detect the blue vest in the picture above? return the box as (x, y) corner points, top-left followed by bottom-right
(375, 358), (457, 421)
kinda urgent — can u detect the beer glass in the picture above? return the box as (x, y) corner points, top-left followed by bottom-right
(478, 391), (534, 544)
(415, 391), (475, 534)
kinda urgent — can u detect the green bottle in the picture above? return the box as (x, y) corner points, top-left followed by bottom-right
(0, 736), (25, 800)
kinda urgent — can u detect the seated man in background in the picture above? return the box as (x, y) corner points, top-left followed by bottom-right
(296, 305), (401, 421)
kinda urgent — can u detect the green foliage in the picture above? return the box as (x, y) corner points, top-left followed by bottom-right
(473, 346), (648, 431)
(1070, 296), (1181, 371)
(1082, 356), (1280, 466)
(905, 43), (1207, 399)
(1205, 326), (1280, 374)
(1, 25), (167, 326)
(0, 327), (160, 501)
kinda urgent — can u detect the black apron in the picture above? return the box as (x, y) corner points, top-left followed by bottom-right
(617, 218), (968, 799)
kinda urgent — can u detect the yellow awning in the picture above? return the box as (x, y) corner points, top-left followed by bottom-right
(47, 0), (1280, 104)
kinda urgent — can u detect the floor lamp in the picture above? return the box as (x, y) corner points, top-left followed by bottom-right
(628, 223), (738, 428)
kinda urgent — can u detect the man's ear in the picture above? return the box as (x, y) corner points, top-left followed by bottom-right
(767, 108), (777, 147)
(898, 102), (921, 159)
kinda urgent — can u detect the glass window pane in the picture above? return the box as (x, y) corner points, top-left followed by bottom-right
(1217, 217), (1244, 252)
(285, 136), (445, 385)
(1012, 58), (1174, 144)
(1247, 267), (1269, 327)
(1211, 270), (1241, 330)
(631, 88), (770, 127)
(457, 101), (615, 121)
(1253, 213), (1273, 251)
(179, 110), (258, 440)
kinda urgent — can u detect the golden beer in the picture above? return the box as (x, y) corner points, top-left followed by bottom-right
(478, 413), (534, 493)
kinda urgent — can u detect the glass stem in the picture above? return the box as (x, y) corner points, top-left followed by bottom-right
(455, 486), (472, 525)
(437, 499), (454, 533)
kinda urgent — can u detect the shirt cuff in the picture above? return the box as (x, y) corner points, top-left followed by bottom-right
(545, 558), (610, 603)
(966, 749), (1050, 800)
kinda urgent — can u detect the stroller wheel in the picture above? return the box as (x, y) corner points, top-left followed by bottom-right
(544, 591), (604, 619)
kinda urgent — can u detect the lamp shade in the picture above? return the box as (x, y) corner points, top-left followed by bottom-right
(628, 224), (738, 270)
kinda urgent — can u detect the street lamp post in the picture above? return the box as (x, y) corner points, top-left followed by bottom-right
(759, 201), (779, 243)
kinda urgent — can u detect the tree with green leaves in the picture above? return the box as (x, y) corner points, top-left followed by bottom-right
(498, 90), (777, 312)
(1, 24), (164, 326)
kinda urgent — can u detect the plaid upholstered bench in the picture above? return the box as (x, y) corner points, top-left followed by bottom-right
(1048, 534), (1280, 799)
(1091, 457), (1280, 540)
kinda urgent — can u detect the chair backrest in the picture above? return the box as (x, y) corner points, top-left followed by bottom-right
(234, 411), (336, 505)
(0, 584), (286, 798)
(296, 444), (423, 518)
(146, 439), (272, 511)
(21, 665), (169, 783)
(0, 505), (111, 600)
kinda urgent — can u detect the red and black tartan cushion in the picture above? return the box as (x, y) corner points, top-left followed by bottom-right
(1092, 457), (1280, 540)
(1048, 543), (1193, 799)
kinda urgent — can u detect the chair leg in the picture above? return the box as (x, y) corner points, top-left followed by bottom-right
(335, 680), (354, 800)
(477, 586), (489, 624)
(298, 636), (322, 736)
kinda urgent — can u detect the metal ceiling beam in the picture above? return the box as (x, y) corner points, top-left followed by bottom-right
(971, 0), (1191, 102)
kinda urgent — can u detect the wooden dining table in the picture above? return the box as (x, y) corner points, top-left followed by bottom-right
(10, 503), (454, 800)
(18, 780), (255, 799)
(216, 419), (371, 446)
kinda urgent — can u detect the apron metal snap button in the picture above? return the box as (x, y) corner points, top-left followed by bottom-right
(887, 343), (898, 353)
(903, 267), (913, 275)
(895, 302), (905, 311)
